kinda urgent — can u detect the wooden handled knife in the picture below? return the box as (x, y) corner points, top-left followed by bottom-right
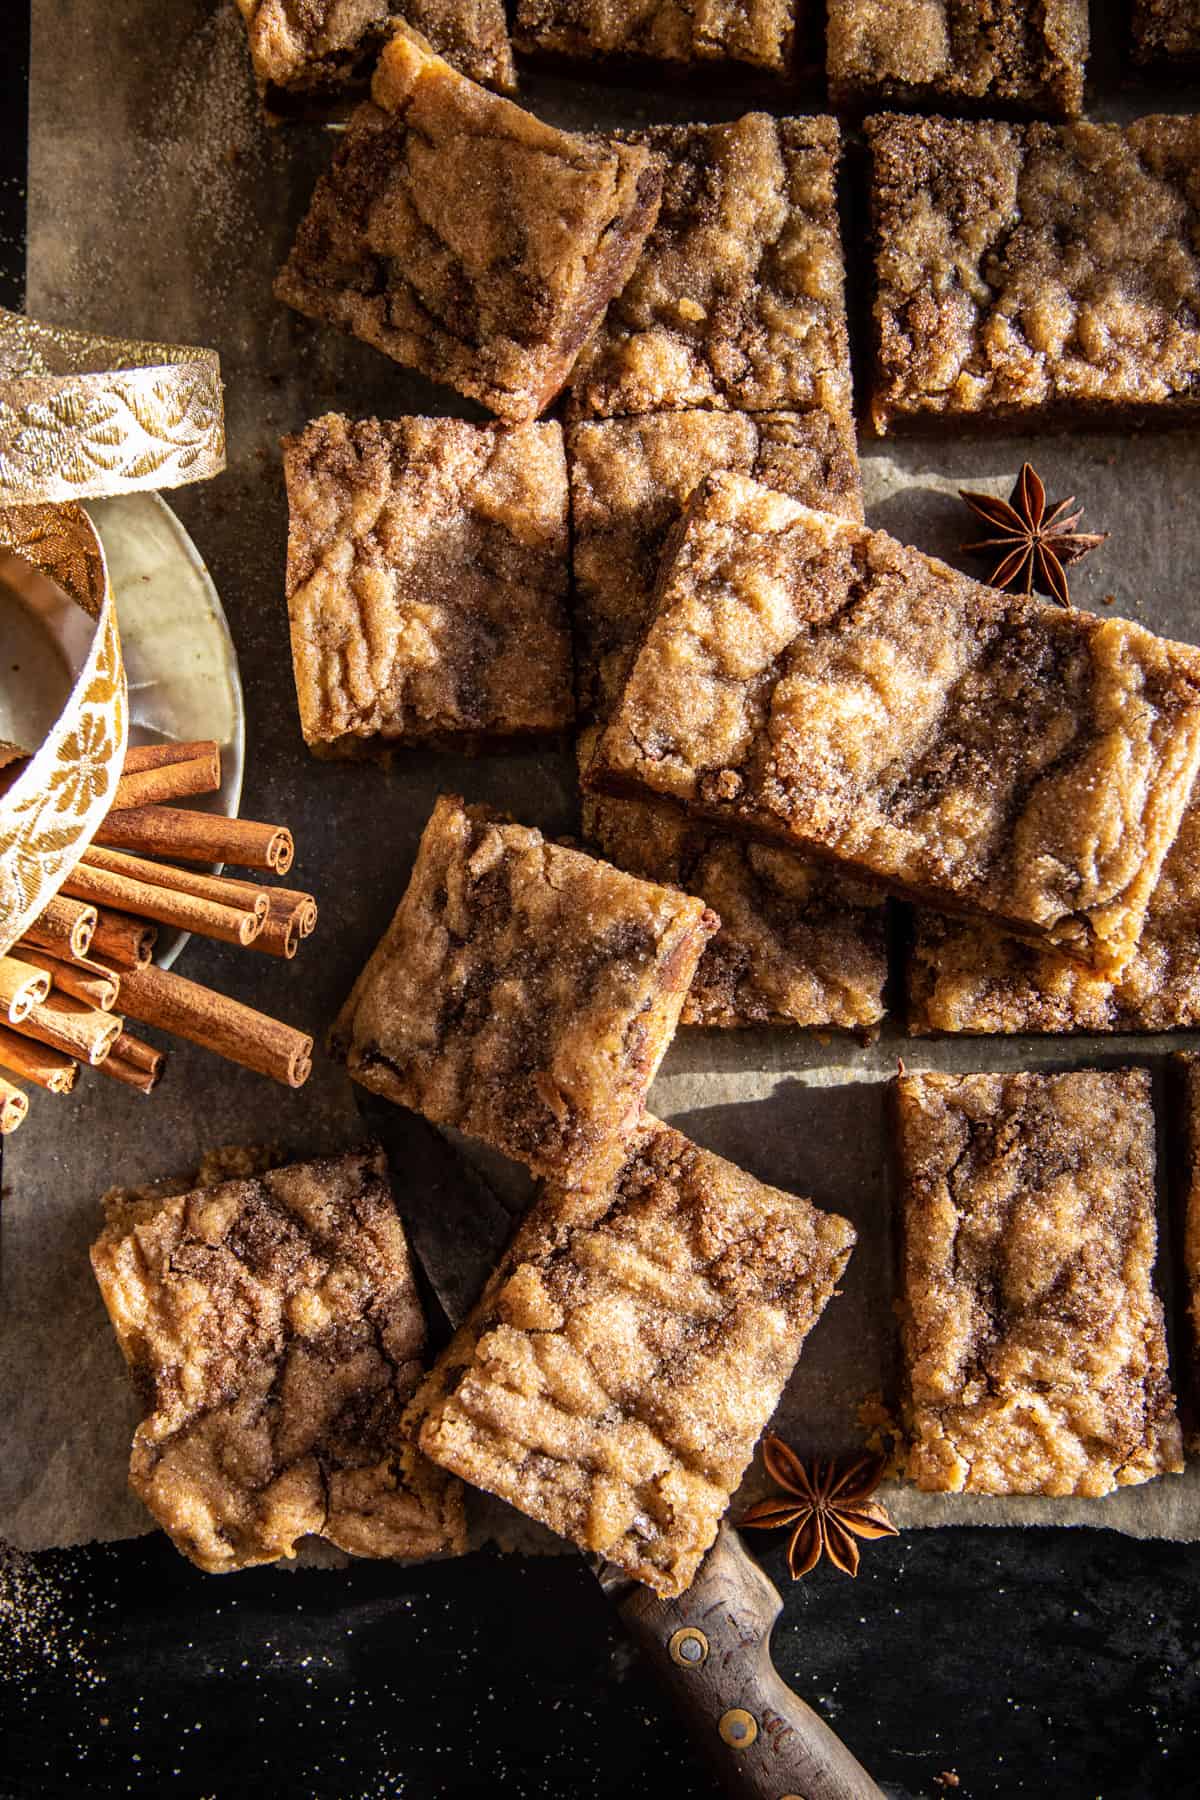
(359, 1097), (884, 1800)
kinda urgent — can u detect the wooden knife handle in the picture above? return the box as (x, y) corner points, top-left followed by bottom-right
(616, 1524), (883, 1800)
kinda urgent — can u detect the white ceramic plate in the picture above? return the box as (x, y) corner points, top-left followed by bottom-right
(84, 492), (245, 970)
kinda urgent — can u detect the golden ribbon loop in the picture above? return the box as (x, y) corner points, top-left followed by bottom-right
(0, 307), (229, 957)
(0, 503), (128, 959)
(0, 309), (226, 505)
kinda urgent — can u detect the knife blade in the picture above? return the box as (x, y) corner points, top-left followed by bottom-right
(359, 1094), (884, 1800)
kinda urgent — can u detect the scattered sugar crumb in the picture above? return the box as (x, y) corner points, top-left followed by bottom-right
(0, 1543), (103, 1691)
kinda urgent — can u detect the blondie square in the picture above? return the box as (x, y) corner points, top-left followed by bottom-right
(275, 24), (663, 423)
(827, 1), (1087, 116)
(234, 0), (516, 108)
(282, 414), (572, 754)
(867, 113), (1200, 433)
(908, 777), (1200, 1034)
(513, 0), (795, 78)
(331, 796), (719, 1181)
(585, 806), (888, 1031)
(90, 1148), (465, 1573)
(1133, 1), (1200, 65)
(895, 1069), (1182, 1495)
(587, 473), (1200, 979)
(570, 409), (884, 1031)
(569, 409), (862, 728)
(567, 115), (853, 426)
(416, 1116), (855, 1595)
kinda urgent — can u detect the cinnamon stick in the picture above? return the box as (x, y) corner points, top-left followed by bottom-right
(0, 1075), (28, 1133)
(272, 888), (318, 938)
(0, 955), (52, 1024)
(98, 1056), (159, 1096)
(115, 962), (312, 1088)
(257, 901), (301, 960)
(81, 846), (270, 924)
(254, 891), (318, 960)
(61, 861), (262, 949)
(110, 1031), (163, 1076)
(0, 1024), (78, 1093)
(98, 1033), (165, 1096)
(0, 1075), (27, 1131)
(93, 806), (294, 875)
(122, 740), (219, 776)
(15, 946), (120, 1012)
(16, 940), (118, 977)
(24, 894), (97, 960)
(111, 746), (221, 811)
(90, 908), (157, 969)
(16, 993), (123, 1066)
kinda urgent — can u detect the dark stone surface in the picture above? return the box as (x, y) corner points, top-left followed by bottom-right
(5, 1523), (1200, 1799)
(0, 4), (27, 311)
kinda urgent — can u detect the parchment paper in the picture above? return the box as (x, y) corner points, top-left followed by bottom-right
(6, 0), (1200, 1552)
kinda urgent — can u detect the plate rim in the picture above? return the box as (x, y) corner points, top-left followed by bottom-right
(86, 488), (246, 972)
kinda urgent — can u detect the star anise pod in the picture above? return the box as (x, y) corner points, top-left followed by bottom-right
(738, 1435), (898, 1579)
(959, 461), (1108, 608)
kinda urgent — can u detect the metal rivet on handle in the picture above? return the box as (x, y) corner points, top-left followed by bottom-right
(718, 1708), (758, 1750)
(668, 1627), (709, 1669)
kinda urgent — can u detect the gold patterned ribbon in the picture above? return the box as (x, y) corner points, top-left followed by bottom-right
(0, 309), (226, 505)
(0, 504), (127, 958)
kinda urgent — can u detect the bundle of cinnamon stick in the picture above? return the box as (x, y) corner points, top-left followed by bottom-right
(0, 740), (317, 1133)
